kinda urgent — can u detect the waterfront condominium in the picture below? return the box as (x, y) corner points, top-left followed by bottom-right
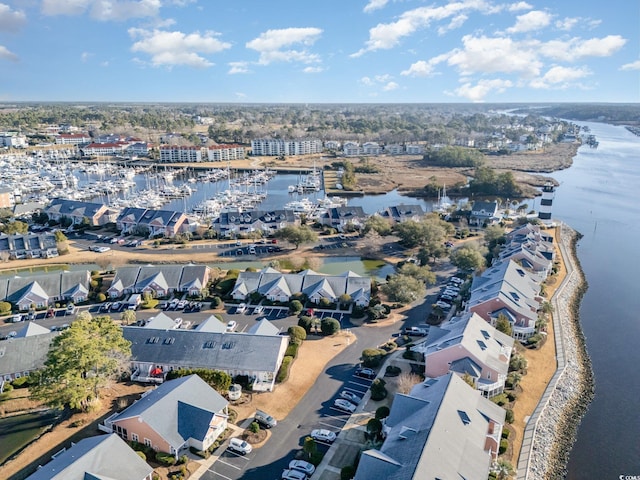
(251, 138), (323, 156)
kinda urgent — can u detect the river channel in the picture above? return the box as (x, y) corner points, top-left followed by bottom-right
(545, 122), (640, 479)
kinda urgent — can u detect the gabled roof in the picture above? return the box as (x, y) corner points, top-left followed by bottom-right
(16, 322), (51, 338)
(123, 327), (288, 373)
(194, 316), (227, 333)
(24, 433), (153, 480)
(247, 318), (279, 336)
(0, 332), (58, 377)
(6, 280), (49, 304)
(110, 375), (227, 450)
(144, 312), (179, 330)
(354, 373), (505, 480)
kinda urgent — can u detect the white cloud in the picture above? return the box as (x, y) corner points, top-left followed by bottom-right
(42, 0), (161, 21)
(246, 27), (322, 65)
(620, 60), (640, 71)
(530, 65), (591, 88)
(506, 10), (552, 33)
(540, 35), (626, 62)
(235, 92), (247, 99)
(360, 76), (373, 86)
(438, 14), (468, 35)
(401, 54), (448, 77)
(352, 0), (491, 57)
(447, 35), (543, 78)
(0, 44), (18, 62)
(228, 61), (250, 74)
(364, 0), (389, 13)
(383, 81), (399, 91)
(555, 17), (579, 31)
(0, 3), (26, 32)
(129, 28), (231, 68)
(360, 74), (399, 92)
(80, 51), (92, 62)
(303, 66), (324, 73)
(507, 2), (532, 12)
(100, 60), (110, 67)
(454, 78), (513, 102)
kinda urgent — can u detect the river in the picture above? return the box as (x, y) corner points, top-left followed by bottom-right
(544, 122), (640, 479)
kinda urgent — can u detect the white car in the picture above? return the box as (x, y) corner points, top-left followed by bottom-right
(339, 390), (362, 404)
(176, 300), (187, 310)
(226, 320), (237, 332)
(227, 438), (252, 455)
(236, 303), (247, 314)
(253, 305), (264, 315)
(282, 469), (308, 480)
(288, 459), (315, 476)
(310, 428), (336, 444)
(333, 398), (357, 413)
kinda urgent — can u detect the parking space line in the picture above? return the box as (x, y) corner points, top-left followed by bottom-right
(323, 412), (348, 422)
(208, 469), (233, 479)
(343, 385), (367, 394)
(318, 420), (343, 429)
(216, 459), (242, 470)
(329, 406), (353, 415)
(349, 380), (372, 389)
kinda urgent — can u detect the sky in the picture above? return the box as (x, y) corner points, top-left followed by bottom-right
(0, 0), (638, 103)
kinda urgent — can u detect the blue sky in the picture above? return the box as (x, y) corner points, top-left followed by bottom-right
(1, 0), (638, 103)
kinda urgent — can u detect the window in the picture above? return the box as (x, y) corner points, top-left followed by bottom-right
(132, 433), (139, 442)
(144, 438), (152, 447)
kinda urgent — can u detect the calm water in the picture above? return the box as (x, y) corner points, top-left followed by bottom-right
(547, 123), (640, 479)
(0, 410), (60, 465)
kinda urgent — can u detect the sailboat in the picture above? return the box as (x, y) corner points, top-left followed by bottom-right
(433, 184), (452, 213)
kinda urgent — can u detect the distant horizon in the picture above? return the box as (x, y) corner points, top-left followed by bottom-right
(1, 101), (638, 106)
(1, 1), (637, 103)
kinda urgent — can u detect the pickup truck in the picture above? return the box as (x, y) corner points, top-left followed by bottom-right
(402, 326), (429, 337)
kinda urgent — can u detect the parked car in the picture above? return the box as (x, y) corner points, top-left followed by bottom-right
(110, 302), (122, 312)
(100, 302), (112, 312)
(339, 390), (362, 404)
(402, 326), (429, 337)
(435, 301), (452, 310)
(255, 410), (277, 428)
(226, 320), (237, 332)
(281, 469), (308, 480)
(227, 438), (252, 455)
(310, 428), (336, 444)
(236, 303), (247, 314)
(333, 398), (357, 413)
(10, 314), (23, 323)
(65, 304), (77, 315)
(288, 460), (315, 476)
(354, 367), (376, 379)
(253, 305), (264, 315)
(450, 276), (464, 284)
(176, 300), (187, 310)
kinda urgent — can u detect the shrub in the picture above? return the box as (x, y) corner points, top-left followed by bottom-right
(211, 296), (223, 308)
(370, 378), (387, 401)
(297, 315), (313, 333)
(499, 439), (508, 454)
(0, 301), (11, 315)
(375, 406), (390, 419)
(288, 325), (307, 343)
(141, 299), (159, 309)
(341, 465), (356, 480)
(12, 376), (30, 388)
(289, 299), (303, 314)
(505, 408), (514, 424)
(506, 391), (518, 402)
(276, 356), (294, 383)
(320, 317), (340, 335)
(96, 292), (106, 303)
(285, 342), (300, 358)
(190, 446), (210, 459)
(249, 421), (260, 434)
(179, 454), (188, 465)
(136, 451), (146, 461)
(385, 365), (401, 376)
(361, 348), (386, 368)
(502, 428), (510, 439)
(155, 452), (177, 466)
(491, 393), (509, 406)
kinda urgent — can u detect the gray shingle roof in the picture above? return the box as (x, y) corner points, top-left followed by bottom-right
(24, 433), (153, 480)
(123, 327), (288, 373)
(0, 332), (58, 377)
(110, 375), (227, 449)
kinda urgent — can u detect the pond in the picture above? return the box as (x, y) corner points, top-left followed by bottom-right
(0, 410), (61, 465)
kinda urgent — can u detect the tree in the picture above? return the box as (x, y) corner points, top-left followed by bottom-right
(363, 215), (392, 236)
(320, 317), (341, 335)
(398, 263), (436, 285)
(2, 220), (28, 235)
(484, 225), (506, 245)
(29, 315), (131, 411)
(338, 293), (352, 307)
(366, 418), (383, 440)
(495, 313), (513, 337)
(449, 245), (487, 271)
(494, 460), (515, 480)
(121, 309), (136, 326)
(509, 354), (528, 373)
(375, 406), (390, 419)
(274, 225), (318, 249)
(0, 301), (11, 315)
(54, 230), (68, 243)
(381, 274), (426, 305)
(297, 315), (313, 333)
(369, 378), (387, 400)
(303, 436), (317, 460)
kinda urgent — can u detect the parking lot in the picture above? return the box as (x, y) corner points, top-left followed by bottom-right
(205, 445), (257, 480)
